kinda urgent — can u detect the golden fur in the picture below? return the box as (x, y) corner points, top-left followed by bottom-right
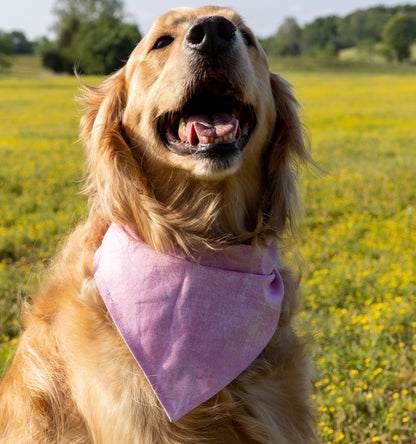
(0, 6), (316, 443)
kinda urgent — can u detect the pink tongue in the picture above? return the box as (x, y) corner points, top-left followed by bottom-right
(179, 113), (238, 145)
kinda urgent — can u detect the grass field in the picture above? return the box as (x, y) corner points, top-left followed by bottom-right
(0, 59), (415, 442)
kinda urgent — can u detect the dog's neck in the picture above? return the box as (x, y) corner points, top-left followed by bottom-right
(145, 161), (265, 250)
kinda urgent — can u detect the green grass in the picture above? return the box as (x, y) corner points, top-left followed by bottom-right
(0, 58), (415, 442)
(0, 55), (53, 79)
(269, 55), (416, 74)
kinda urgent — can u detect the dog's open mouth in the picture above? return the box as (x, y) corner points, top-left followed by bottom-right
(159, 75), (255, 159)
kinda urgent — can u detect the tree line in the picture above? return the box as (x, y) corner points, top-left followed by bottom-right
(0, 30), (36, 70)
(260, 5), (416, 62)
(1, 2), (416, 74)
(0, 0), (141, 74)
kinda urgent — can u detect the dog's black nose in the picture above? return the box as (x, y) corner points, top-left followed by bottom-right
(185, 16), (237, 54)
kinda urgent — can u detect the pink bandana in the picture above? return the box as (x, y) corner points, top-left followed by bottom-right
(93, 224), (284, 421)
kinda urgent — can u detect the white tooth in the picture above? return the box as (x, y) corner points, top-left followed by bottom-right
(233, 121), (240, 139)
(178, 118), (186, 139)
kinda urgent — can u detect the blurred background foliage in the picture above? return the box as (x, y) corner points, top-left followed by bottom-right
(0, 0), (141, 75)
(260, 5), (416, 62)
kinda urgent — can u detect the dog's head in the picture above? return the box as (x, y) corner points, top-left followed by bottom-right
(81, 6), (310, 253)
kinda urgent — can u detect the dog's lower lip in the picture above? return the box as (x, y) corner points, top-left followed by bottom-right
(164, 135), (250, 158)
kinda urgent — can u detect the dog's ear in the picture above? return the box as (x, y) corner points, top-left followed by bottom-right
(262, 73), (312, 236)
(79, 68), (148, 225)
(79, 68), (127, 156)
(79, 68), (139, 201)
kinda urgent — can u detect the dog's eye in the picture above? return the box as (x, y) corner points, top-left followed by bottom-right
(153, 36), (174, 50)
(240, 30), (254, 47)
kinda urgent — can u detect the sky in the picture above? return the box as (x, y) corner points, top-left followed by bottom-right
(1, 0), (414, 40)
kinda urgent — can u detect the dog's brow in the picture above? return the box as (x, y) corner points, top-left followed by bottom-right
(160, 16), (190, 32)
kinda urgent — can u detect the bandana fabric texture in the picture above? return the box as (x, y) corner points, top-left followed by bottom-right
(93, 224), (284, 421)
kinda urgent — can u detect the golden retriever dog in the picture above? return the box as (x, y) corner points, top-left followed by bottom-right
(0, 6), (316, 443)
